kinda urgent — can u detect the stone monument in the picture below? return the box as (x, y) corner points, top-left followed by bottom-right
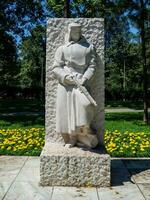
(40, 18), (110, 187)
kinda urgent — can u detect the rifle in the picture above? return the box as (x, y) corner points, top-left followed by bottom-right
(72, 76), (97, 107)
(63, 67), (97, 107)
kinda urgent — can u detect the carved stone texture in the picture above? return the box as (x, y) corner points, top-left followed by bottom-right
(41, 19), (110, 187)
(46, 18), (104, 144)
(40, 143), (110, 187)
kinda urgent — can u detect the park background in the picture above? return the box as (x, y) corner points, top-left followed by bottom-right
(0, 0), (149, 157)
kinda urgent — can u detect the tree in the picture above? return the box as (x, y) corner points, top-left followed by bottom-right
(19, 26), (46, 91)
(2, 0), (46, 36)
(0, 31), (18, 88)
(127, 0), (149, 123)
(47, 0), (105, 18)
(64, 0), (70, 17)
(1, 0), (149, 105)
(0, 0), (46, 97)
(105, 1), (131, 100)
(0, 1), (18, 89)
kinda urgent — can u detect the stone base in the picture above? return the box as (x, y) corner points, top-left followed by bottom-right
(40, 143), (110, 187)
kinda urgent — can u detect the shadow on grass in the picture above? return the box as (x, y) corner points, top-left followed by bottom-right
(0, 115), (45, 128)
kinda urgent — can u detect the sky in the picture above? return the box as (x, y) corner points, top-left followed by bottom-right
(130, 25), (138, 34)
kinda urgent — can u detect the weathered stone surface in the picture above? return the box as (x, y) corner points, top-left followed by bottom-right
(4, 181), (53, 200)
(41, 18), (108, 187)
(45, 18), (104, 144)
(98, 184), (145, 200)
(51, 187), (98, 200)
(40, 143), (110, 187)
(138, 184), (150, 200)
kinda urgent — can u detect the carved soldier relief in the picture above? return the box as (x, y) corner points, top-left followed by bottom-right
(52, 23), (98, 148)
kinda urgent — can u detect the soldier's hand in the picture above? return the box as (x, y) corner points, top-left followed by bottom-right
(64, 75), (75, 85)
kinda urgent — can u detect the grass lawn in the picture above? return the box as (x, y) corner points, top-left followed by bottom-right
(1, 111), (149, 130)
(105, 112), (150, 132)
(0, 115), (44, 129)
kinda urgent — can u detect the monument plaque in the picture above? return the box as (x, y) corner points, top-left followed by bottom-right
(40, 18), (110, 187)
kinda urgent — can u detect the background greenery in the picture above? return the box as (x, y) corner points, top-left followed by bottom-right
(0, 0), (149, 102)
(0, 0), (150, 157)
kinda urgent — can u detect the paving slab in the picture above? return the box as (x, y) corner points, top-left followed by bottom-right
(138, 184), (150, 200)
(22, 156), (40, 168)
(130, 169), (150, 184)
(0, 156), (28, 182)
(0, 156), (28, 167)
(3, 181), (53, 200)
(15, 167), (40, 182)
(51, 187), (98, 200)
(15, 156), (40, 182)
(97, 183), (145, 200)
(0, 182), (12, 200)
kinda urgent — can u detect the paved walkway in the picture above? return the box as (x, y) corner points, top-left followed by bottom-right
(105, 108), (150, 113)
(0, 156), (150, 200)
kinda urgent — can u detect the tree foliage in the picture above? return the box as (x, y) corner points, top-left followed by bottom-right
(0, 1), (18, 88)
(0, 0), (46, 96)
(19, 26), (46, 89)
(0, 0), (149, 120)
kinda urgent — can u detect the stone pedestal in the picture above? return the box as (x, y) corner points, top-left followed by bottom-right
(40, 143), (110, 187)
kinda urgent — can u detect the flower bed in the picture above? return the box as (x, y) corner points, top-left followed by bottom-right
(0, 128), (45, 156)
(0, 128), (149, 157)
(104, 130), (150, 157)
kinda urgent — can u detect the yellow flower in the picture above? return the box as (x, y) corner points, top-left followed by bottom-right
(145, 141), (149, 145)
(13, 147), (17, 151)
(140, 148), (145, 151)
(7, 146), (11, 150)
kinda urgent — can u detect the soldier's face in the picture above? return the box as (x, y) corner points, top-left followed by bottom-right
(70, 28), (81, 42)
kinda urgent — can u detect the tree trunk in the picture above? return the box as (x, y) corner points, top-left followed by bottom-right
(64, 0), (70, 18)
(140, 0), (148, 124)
